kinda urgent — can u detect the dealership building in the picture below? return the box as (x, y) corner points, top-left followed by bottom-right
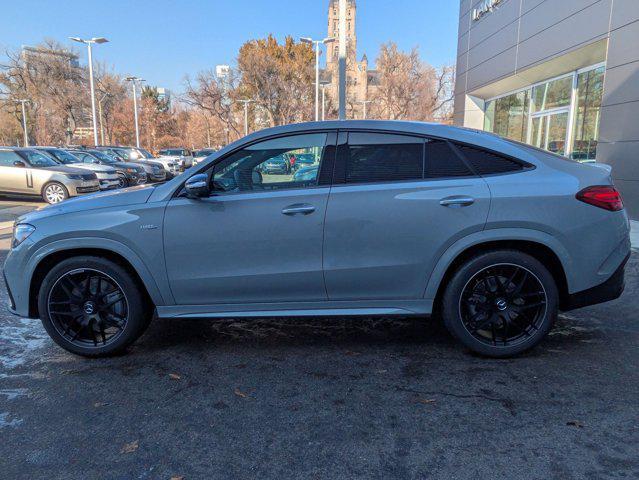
(454, 0), (639, 220)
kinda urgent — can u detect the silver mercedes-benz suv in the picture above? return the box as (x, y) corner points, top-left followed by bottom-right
(0, 147), (100, 204)
(3, 121), (631, 358)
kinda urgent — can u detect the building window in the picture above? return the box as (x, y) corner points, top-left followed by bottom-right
(571, 66), (605, 161)
(483, 65), (605, 162)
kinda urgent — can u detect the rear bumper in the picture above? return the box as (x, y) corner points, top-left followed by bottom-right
(562, 252), (630, 311)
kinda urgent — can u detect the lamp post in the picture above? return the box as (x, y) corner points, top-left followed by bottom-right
(358, 100), (373, 120)
(237, 99), (255, 136)
(14, 99), (30, 147)
(69, 36), (109, 146)
(300, 36), (335, 121)
(319, 80), (331, 121)
(98, 92), (111, 146)
(125, 77), (145, 148)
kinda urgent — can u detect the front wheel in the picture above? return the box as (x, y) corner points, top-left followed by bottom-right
(441, 250), (558, 358)
(37, 256), (151, 357)
(116, 174), (128, 188)
(42, 182), (69, 204)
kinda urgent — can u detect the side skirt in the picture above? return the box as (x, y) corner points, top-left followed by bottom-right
(156, 299), (434, 319)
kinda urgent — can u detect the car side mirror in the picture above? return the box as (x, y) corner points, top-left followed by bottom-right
(13, 160), (26, 168)
(184, 173), (210, 198)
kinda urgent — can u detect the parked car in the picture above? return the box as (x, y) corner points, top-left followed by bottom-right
(109, 146), (179, 179)
(3, 120), (631, 359)
(291, 153), (317, 171)
(292, 165), (319, 183)
(192, 148), (217, 166)
(259, 155), (291, 175)
(0, 147), (99, 204)
(158, 148), (194, 170)
(33, 147), (120, 191)
(67, 149), (147, 188)
(95, 147), (167, 183)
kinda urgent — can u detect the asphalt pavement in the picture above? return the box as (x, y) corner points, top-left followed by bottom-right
(0, 202), (638, 480)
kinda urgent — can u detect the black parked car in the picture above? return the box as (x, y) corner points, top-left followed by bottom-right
(67, 149), (148, 188)
(95, 147), (167, 183)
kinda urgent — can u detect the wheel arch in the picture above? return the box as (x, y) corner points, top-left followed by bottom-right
(426, 231), (572, 313)
(28, 243), (164, 319)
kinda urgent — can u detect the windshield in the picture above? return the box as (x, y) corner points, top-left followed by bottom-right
(18, 150), (59, 168)
(137, 148), (154, 159)
(162, 149), (184, 156)
(48, 149), (81, 164)
(88, 150), (116, 163)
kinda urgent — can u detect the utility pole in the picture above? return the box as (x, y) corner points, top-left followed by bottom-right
(69, 37), (109, 146)
(125, 77), (145, 148)
(98, 92), (111, 146)
(237, 99), (254, 136)
(338, 0), (347, 120)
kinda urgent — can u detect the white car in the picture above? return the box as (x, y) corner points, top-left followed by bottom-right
(158, 148), (194, 170)
(35, 147), (120, 190)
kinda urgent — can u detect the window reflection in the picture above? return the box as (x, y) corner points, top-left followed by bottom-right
(571, 66), (604, 161)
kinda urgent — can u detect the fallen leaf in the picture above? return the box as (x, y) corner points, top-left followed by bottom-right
(566, 420), (585, 428)
(416, 398), (436, 405)
(234, 388), (248, 398)
(344, 350), (361, 356)
(168, 373), (181, 380)
(93, 402), (108, 408)
(120, 440), (139, 454)
(170, 476), (184, 480)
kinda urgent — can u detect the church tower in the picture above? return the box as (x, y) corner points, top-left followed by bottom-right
(327, 0), (357, 67)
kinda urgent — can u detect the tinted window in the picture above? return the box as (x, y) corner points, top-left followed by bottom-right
(212, 133), (327, 193)
(0, 150), (23, 167)
(454, 144), (524, 175)
(17, 150), (58, 167)
(343, 133), (424, 184)
(424, 140), (473, 178)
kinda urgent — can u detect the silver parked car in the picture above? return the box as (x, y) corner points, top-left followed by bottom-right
(32, 147), (120, 191)
(0, 147), (99, 204)
(3, 121), (631, 358)
(158, 148), (194, 170)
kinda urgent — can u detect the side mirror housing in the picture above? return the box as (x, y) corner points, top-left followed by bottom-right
(184, 173), (210, 198)
(13, 160), (26, 168)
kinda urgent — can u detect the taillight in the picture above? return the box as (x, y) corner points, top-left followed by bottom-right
(576, 185), (624, 211)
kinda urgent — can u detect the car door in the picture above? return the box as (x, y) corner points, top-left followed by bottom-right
(0, 150), (32, 194)
(163, 131), (336, 305)
(323, 131), (491, 300)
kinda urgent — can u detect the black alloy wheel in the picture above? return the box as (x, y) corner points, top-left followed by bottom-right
(47, 268), (129, 348)
(459, 263), (547, 347)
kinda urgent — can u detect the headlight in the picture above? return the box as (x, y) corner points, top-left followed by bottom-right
(12, 223), (35, 248)
(65, 174), (83, 180)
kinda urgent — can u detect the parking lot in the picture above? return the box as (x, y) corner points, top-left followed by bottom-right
(1, 197), (638, 480)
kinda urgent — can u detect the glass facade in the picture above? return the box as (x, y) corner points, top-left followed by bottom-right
(484, 65), (605, 162)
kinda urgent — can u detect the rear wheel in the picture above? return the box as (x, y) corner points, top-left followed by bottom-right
(42, 182), (68, 204)
(441, 250), (558, 357)
(38, 256), (151, 357)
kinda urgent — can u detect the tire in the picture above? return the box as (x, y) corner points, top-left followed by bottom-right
(37, 256), (151, 357)
(117, 174), (128, 188)
(441, 250), (558, 358)
(42, 182), (69, 204)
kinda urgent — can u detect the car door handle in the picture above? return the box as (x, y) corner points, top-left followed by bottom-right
(439, 196), (475, 207)
(282, 203), (316, 215)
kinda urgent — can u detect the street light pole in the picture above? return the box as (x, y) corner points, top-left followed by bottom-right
(98, 92), (111, 146)
(338, 0), (347, 120)
(17, 99), (29, 147)
(320, 80), (331, 121)
(300, 36), (335, 121)
(125, 77), (145, 148)
(69, 37), (109, 147)
(358, 100), (373, 119)
(237, 99), (254, 136)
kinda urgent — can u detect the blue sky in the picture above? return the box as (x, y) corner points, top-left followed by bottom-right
(0, 0), (459, 93)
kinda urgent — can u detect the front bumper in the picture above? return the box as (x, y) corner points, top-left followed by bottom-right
(99, 178), (120, 190)
(562, 252), (630, 311)
(73, 182), (100, 195)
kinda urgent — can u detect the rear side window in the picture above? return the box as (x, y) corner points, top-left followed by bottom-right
(454, 144), (524, 175)
(424, 140), (473, 178)
(342, 132), (424, 184)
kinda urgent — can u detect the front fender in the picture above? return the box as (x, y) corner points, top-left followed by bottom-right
(422, 228), (573, 300)
(27, 237), (168, 307)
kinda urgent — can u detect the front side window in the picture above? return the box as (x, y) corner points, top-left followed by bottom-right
(341, 132), (424, 184)
(0, 150), (23, 167)
(212, 133), (327, 193)
(48, 149), (80, 164)
(17, 150), (58, 168)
